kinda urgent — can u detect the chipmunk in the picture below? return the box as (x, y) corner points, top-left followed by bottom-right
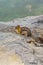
(15, 25), (32, 36)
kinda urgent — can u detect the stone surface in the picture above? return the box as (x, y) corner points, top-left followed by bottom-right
(0, 16), (43, 65)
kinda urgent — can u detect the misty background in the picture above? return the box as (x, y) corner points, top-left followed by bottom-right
(0, 0), (43, 21)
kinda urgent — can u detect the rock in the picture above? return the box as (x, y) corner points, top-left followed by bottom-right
(32, 28), (43, 43)
(37, 20), (43, 23)
(38, 36), (43, 43)
(32, 28), (40, 42)
(35, 28), (43, 43)
(26, 38), (39, 47)
(27, 38), (35, 43)
(32, 20), (43, 24)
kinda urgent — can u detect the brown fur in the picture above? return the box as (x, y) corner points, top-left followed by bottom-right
(15, 25), (32, 36)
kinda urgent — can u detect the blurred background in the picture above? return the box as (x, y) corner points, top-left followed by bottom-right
(0, 0), (43, 21)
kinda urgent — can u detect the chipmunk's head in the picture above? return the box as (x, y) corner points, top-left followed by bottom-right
(15, 25), (21, 34)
